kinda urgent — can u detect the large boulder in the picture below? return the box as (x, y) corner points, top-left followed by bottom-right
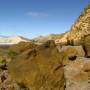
(57, 45), (85, 65)
(59, 45), (85, 57)
(8, 40), (65, 90)
(64, 57), (90, 90)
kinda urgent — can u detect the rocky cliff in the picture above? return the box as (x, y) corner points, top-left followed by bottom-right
(55, 4), (90, 45)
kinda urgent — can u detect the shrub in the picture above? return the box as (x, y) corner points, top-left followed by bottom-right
(7, 50), (17, 58)
(17, 82), (29, 90)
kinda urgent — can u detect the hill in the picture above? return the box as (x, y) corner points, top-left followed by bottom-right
(0, 36), (31, 45)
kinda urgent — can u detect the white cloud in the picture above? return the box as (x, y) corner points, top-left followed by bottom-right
(26, 11), (48, 17)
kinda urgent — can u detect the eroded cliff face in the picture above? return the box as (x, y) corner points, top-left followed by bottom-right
(55, 4), (90, 45)
(69, 4), (90, 42)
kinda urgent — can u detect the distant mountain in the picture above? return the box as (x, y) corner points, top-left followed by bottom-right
(32, 35), (50, 44)
(0, 36), (31, 45)
(32, 33), (65, 44)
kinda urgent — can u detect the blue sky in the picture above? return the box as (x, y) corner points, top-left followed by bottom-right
(0, 0), (90, 38)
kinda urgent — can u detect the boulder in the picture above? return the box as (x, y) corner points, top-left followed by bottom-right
(8, 40), (65, 90)
(64, 57), (90, 90)
(57, 45), (85, 65)
(58, 45), (85, 57)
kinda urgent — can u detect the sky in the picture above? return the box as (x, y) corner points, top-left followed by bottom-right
(0, 0), (90, 38)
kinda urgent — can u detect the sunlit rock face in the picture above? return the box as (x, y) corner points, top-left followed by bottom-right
(64, 57), (90, 90)
(55, 4), (90, 45)
(58, 45), (85, 57)
(68, 4), (90, 42)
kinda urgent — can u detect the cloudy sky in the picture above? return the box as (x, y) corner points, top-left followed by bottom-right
(0, 0), (89, 38)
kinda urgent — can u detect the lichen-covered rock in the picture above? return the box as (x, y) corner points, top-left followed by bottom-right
(64, 57), (90, 90)
(58, 45), (85, 57)
(57, 45), (85, 66)
(8, 41), (65, 90)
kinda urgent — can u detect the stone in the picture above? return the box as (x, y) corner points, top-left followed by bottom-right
(60, 46), (85, 56)
(64, 57), (90, 90)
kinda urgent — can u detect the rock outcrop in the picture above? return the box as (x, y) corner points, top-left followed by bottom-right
(68, 4), (90, 45)
(64, 57), (90, 90)
(55, 4), (90, 45)
(8, 41), (65, 90)
(58, 45), (85, 57)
